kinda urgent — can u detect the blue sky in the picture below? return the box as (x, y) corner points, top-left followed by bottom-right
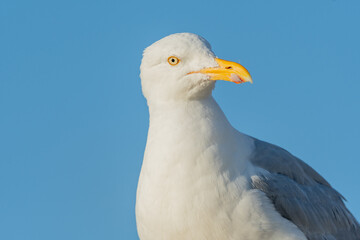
(1, 0), (359, 239)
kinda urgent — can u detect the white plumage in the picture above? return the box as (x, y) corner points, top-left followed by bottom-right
(136, 33), (360, 240)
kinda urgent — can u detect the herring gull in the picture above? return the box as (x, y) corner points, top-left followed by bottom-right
(135, 33), (360, 240)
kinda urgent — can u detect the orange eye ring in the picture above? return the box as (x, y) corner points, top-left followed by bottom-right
(167, 56), (180, 66)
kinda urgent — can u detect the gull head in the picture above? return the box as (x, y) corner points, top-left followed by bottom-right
(140, 33), (252, 103)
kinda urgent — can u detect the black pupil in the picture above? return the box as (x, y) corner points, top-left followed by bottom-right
(172, 58), (175, 62)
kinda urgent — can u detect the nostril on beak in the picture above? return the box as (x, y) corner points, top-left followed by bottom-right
(225, 66), (233, 69)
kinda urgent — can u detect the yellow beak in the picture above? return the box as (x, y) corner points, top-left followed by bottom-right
(189, 58), (253, 84)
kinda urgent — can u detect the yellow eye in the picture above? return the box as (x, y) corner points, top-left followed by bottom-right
(167, 56), (180, 66)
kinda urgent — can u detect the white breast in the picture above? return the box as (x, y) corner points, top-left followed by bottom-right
(136, 97), (306, 240)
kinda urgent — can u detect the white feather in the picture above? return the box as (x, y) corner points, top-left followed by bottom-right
(136, 33), (307, 240)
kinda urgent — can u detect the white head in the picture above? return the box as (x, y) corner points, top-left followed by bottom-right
(140, 33), (252, 104)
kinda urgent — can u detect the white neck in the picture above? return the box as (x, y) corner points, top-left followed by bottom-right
(143, 96), (254, 181)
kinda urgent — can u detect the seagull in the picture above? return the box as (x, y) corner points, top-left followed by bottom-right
(135, 33), (360, 240)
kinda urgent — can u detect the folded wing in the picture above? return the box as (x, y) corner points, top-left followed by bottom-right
(250, 139), (360, 240)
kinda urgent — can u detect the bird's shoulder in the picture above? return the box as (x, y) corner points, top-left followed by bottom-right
(248, 137), (360, 240)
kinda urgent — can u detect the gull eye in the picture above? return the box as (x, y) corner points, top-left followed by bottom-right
(167, 56), (180, 66)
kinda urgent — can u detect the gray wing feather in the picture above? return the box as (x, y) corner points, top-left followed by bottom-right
(250, 138), (360, 240)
